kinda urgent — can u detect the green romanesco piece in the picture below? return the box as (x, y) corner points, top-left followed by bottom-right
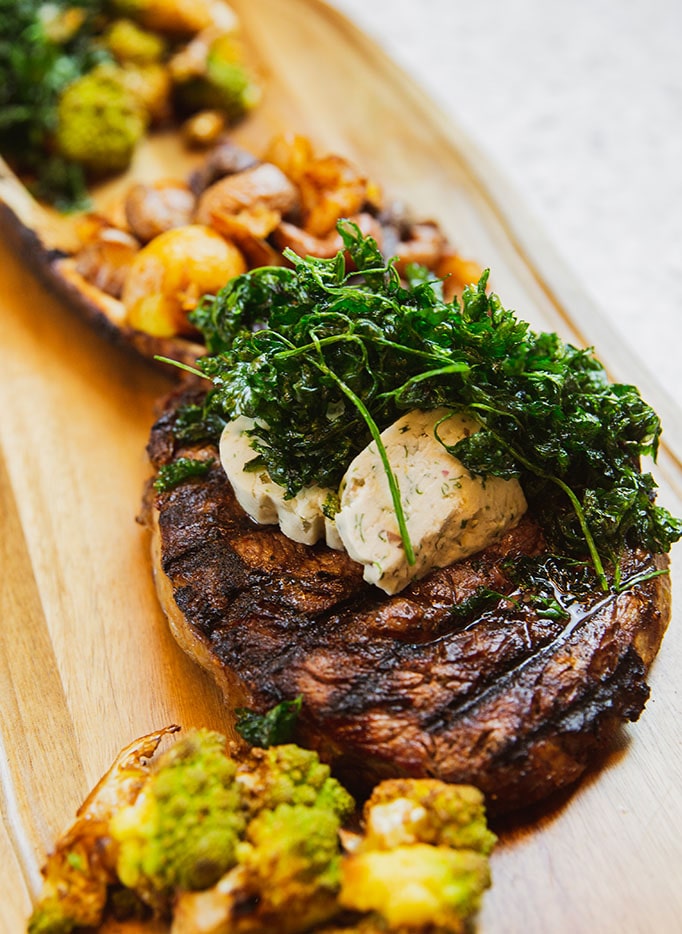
(236, 744), (355, 819)
(362, 778), (497, 855)
(111, 730), (245, 904)
(150, 742), (357, 934)
(27, 834), (113, 934)
(338, 777), (496, 932)
(236, 803), (345, 926)
(173, 33), (260, 122)
(28, 905), (74, 934)
(54, 65), (148, 175)
(204, 38), (260, 120)
(340, 844), (491, 931)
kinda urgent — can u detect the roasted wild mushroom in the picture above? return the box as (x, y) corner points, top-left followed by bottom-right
(73, 219), (140, 299)
(272, 212), (383, 260)
(195, 162), (300, 231)
(22, 133), (481, 359)
(124, 180), (196, 243)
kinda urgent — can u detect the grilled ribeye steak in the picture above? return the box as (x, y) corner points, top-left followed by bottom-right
(144, 388), (671, 815)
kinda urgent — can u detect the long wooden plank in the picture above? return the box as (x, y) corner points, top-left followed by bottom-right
(0, 445), (86, 891)
(0, 230), (237, 931)
(0, 821), (32, 934)
(1, 0), (681, 930)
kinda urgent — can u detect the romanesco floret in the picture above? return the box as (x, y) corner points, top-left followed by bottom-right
(236, 744), (355, 819)
(111, 729), (245, 905)
(173, 802), (352, 933)
(237, 803), (346, 926)
(340, 844), (491, 932)
(27, 838), (108, 934)
(172, 32), (260, 122)
(157, 742), (357, 934)
(338, 778), (496, 932)
(27, 904), (74, 934)
(361, 777), (497, 855)
(55, 65), (148, 175)
(27, 840), (109, 934)
(204, 35), (261, 120)
(28, 727), (180, 934)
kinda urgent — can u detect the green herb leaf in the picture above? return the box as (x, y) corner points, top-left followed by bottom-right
(173, 394), (226, 445)
(234, 697), (302, 748)
(154, 457), (214, 493)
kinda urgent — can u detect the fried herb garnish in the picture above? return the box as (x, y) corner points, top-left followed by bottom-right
(154, 457), (214, 492)
(234, 697), (302, 748)
(180, 221), (680, 588)
(173, 393), (227, 445)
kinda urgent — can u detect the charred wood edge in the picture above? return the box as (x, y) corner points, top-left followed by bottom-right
(0, 197), (202, 374)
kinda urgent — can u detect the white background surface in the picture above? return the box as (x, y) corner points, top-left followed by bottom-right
(326, 0), (682, 407)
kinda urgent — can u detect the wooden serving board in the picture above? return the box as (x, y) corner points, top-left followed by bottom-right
(2, 1), (681, 931)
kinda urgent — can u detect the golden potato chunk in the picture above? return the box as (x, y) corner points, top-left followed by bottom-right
(122, 224), (245, 336)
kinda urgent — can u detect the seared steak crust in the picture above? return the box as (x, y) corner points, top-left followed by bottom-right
(146, 389), (671, 814)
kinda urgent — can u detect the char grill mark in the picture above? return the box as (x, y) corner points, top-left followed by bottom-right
(147, 390), (671, 814)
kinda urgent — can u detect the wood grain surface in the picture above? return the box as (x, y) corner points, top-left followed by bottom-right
(1, 1), (681, 931)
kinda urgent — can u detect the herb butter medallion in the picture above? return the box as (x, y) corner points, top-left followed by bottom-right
(335, 409), (527, 593)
